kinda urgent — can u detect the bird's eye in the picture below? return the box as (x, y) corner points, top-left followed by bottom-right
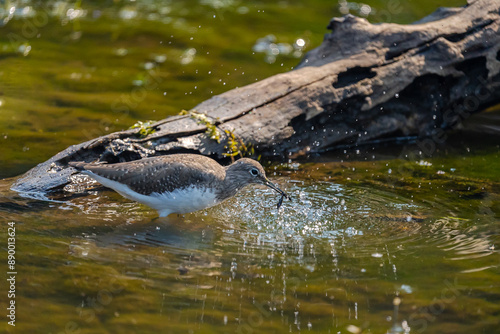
(250, 168), (259, 176)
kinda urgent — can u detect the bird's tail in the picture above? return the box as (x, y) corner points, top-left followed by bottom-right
(68, 161), (89, 170)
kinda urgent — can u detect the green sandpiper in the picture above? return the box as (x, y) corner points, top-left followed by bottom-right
(69, 154), (289, 217)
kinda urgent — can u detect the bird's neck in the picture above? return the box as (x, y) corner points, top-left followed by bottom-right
(216, 168), (246, 201)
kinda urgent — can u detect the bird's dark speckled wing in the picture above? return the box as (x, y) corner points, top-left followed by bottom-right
(72, 154), (226, 195)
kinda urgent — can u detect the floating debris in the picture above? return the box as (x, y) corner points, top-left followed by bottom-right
(417, 160), (432, 166)
(114, 48), (128, 57)
(252, 34), (307, 63)
(338, 0), (375, 17)
(180, 48), (196, 65)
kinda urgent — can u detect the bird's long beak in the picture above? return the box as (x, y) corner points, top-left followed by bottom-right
(264, 179), (290, 199)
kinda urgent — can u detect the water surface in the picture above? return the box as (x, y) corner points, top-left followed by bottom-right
(2, 1), (500, 334)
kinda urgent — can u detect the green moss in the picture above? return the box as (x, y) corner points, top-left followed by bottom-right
(179, 109), (221, 142)
(222, 129), (255, 159)
(177, 110), (256, 158)
(129, 120), (157, 138)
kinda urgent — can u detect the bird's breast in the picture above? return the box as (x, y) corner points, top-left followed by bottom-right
(149, 186), (220, 214)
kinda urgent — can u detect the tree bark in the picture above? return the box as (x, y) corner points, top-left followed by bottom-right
(12, 0), (500, 194)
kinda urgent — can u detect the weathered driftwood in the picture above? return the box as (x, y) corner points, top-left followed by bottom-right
(12, 0), (500, 194)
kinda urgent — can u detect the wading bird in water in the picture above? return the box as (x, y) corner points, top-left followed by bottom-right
(70, 154), (289, 217)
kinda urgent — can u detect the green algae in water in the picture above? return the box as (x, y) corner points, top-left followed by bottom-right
(3, 1), (500, 334)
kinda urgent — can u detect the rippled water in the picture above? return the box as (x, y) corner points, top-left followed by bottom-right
(2, 134), (499, 333)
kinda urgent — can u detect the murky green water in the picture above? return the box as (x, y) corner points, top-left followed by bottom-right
(2, 1), (500, 333)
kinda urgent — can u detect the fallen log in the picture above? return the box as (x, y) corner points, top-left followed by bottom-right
(12, 0), (500, 194)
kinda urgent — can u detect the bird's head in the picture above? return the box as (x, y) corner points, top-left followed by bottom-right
(226, 158), (289, 199)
